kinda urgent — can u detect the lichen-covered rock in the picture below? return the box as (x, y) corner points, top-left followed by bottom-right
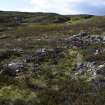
(2, 62), (26, 76)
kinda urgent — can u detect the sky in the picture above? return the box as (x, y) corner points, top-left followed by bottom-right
(0, 0), (105, 15)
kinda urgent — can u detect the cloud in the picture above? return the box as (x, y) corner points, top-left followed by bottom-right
(29, 0), (81, 14)
(26, 0), (105, 15)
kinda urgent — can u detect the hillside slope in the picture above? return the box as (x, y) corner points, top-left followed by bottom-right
(0, 11), (94, 25)
(0, 11), (71, 25)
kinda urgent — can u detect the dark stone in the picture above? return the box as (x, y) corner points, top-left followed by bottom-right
(0, 51), (10, 61)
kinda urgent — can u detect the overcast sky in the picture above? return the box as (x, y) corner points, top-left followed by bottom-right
(0, 0), (105, 15)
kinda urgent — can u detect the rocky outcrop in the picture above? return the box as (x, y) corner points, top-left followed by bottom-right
(25, 48), (64, 63)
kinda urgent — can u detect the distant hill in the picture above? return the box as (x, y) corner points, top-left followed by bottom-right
(0, 11), (93, 26)
(0, 11), (69, 25)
